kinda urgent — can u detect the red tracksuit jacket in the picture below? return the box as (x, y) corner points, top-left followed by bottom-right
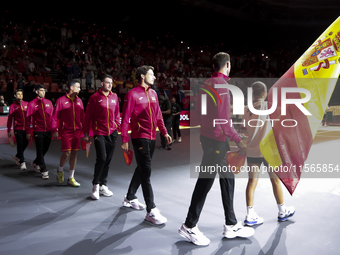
(7, 100), (28, 132)
(121, 84), (167, 143)
(194, 72), (241, 143)
(26, 97), (54, 133)
(52, 94), (85, 133)
(83, 89), (121, 136)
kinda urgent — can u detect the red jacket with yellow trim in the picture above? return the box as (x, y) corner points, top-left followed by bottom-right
(121, 84), (167, 143)
(83, 89), (120, 136)
(26, 97), (53, 133)
(194, 72), (241, 143)
(7, 100), (28, 132)
(52, 94), (84, 133)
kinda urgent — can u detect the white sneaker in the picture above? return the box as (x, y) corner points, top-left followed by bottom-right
(31, 162), (41, 173)
(244, 213), (264, 226)
(41, 171), (49, 180)
(145, 208), (167, 225)
(20, 162), (27, 171)
(178, 137), (182, 143)
(178, 223), (210, 246)
(91, 184), (100, 200)
(122, 196), (145, 210)
(99, 185), (113, 197)
(13, 156), (20, 166)
(278, 206), (295, 221)
(223, 222), (255, 238)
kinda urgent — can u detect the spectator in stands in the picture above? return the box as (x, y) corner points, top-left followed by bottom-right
(28, 60), (35, 75)
(0, 94), (9, 106)
(85, 69), (92, 91)
(17, 72), (26, 90)
(6, 78), (14, 92)
(171, 96), (182, 143)
(0, 61), (5, 74)
(24, 80), (35, 93)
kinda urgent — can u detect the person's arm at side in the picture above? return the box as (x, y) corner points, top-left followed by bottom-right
(161, 101), (171, 115)
(52, 99), (61, 139)
(25, 102), (33, 141)
(121, 92), (134, 152)
(82, 96), (95, 142)
(7, 104), (14, 138)
(80, 99), (85, 131)
(114, 94), (121, 132)
(218, 89), (243, 152)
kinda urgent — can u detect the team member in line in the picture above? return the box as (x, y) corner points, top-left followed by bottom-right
(52, 79), (84, 187)
(7, 89), (28, 170)
(26, 84), (53, 179)
(242, 81), (295, 226)
(83, 74), (121, 200)
(121, 65), (172, 225)
(178, 52), (254, 246)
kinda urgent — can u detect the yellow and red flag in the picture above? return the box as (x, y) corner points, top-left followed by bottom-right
(260, 17), (340, 195)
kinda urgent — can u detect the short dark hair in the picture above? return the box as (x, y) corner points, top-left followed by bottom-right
(136, 65), (154, 83)
(251, 81), (267, 98)
(35, 84), (45, 91)
(212, 52), (230, 71)
(14, 89), (23, 95)
(101, 73), (113, 83)
(69, 79), (80, 88)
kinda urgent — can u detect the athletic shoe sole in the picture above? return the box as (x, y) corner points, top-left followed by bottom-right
(91, 195), (99, 200)
(244, 220), (263, 226)
(178, 228), (210, 246)
(145, 215), (167, 225)
(223, 227), (255, 238)
(122, 200), (145, 210)
(278, 211), (295, 221)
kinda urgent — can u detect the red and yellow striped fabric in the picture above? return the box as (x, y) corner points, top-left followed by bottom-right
(260, 16), (340, 195)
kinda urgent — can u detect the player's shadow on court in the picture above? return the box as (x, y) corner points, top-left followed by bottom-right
(0, 199), (88, 242)
(55, 207), (164, 255)
(172, 220), (295, 255)
(256, 220), (295, 255)
(172, 236), (253, 255)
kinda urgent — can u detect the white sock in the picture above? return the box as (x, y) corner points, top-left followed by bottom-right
(247, 206), (255, 215)
(69, 170), (75, 179)
(277, 203), (286, 214)
(58, 166), (64, 172)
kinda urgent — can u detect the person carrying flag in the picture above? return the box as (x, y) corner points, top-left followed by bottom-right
(242, 81), (295, 226)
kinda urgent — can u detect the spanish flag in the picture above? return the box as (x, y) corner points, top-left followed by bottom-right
(260, 17), (340, 195)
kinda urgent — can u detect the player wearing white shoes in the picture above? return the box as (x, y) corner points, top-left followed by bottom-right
(26, 84), (53, 179)
(83, 74), (121, 199)
(7, 89), (28, 171)
(179, 52), (254, 246)
(242, 81), (295, 226)
(121, 66), (171, 225)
